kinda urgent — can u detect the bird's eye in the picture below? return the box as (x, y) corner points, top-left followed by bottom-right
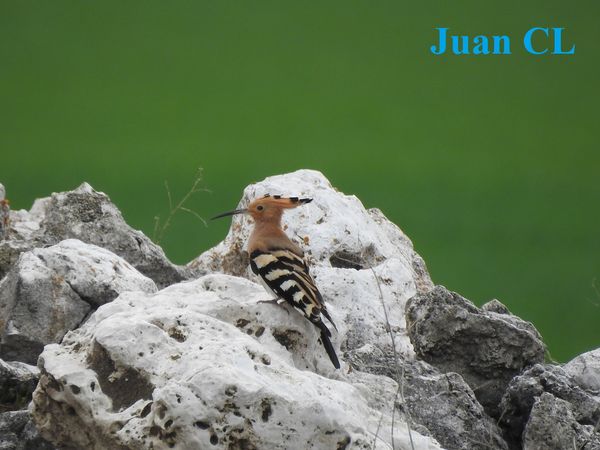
(257, 205), (264, 211)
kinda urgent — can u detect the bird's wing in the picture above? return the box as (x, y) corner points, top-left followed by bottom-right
(250, 248), (336, 330)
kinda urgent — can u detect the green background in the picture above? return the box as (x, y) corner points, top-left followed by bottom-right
(1, 1), (598, 361)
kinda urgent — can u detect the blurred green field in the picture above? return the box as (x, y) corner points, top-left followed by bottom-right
(1, 1), (599, 361)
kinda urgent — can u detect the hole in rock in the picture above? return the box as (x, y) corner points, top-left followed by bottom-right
(236, 318), (250, 328)
(226, 427), (259, 450)
(260, 398), (272, 422)
(140, 402), (152, 418)
(87, 341), (154, 411)
(329, 244), (380, 270)
(156, 403), (167, 419)
(224, 386), (237, 397)
(272, 329), (303, 352)
(194, 420), (210, 429)
(168, 327), (187, 342)
(337, 435), (351, 450)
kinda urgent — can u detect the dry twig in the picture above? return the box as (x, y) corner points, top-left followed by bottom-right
(153, 168), (209, 243)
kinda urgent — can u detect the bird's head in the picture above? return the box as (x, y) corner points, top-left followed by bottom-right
(212, 194), (312, 223)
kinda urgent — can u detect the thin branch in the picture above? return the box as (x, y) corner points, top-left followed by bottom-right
(371, 410), (386, 450)
(587, 278), (600, 308)
(369, 264), (415, 450)
(154, 168), (209, 244)
(333, 250), (415, 450)
(179, 207), (208, 226)
(165, 180), (173, 211)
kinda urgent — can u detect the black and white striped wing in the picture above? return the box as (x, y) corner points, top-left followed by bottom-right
(249, 249), (335, 329)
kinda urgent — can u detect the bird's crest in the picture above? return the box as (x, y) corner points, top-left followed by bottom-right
(211, 194), (312, 221)
(250, 194), (312, 210)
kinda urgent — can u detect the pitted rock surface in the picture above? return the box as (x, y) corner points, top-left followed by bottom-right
(405, 285), (545, 417)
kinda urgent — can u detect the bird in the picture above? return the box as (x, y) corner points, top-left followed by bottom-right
(212, 194), (340, 369)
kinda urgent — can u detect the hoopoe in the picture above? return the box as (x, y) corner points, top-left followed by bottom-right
(212, 194), (340, 369)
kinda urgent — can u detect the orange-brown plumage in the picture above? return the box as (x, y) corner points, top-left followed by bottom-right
(212, 194), (340, 369)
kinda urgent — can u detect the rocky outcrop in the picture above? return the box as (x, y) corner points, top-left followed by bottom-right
(499, 363), (600, 449)
(564, 348), (600, 393)
(0, 239), (157, 364)
(0, 359), (55, 450)
(405, 285), (545, 418)
(0, 409), (55, 450)
(400, 361), (508, 450)
(191, 170), (433, 368)
(1, 183), (188, 287)
(404, 285), (600, 450)
(189, 170), (433, 295)
(28, 171), (448, 449)
(1, 171), (598, 449)
(0, 359), (39, 413)
(31, 275), (441, 450)
(522, 393), (600, 450)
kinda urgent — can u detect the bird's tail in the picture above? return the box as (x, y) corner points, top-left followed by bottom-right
(317, 321), (340, 369)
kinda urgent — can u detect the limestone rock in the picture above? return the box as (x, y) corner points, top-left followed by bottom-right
(378, 358), (508, 450)
(405, 285), (545, 417)
(4, 170), (573, 450)
(499, 363), (600, 449)
(0, 239), (157, 364)
(481, 299), (511, 314)
(522, 393), (600, 450)
(0, 358), (53, 449)
(31, 274), (441, 450)
(189, 169), (433, 294)
(191, 169), (434, 374)
(0, 359), (39, 413)
(564, 348), (600, 394)
(346, 341), (507, 449)
(1, 183), (188, 287)
(0, 410), (55, 450)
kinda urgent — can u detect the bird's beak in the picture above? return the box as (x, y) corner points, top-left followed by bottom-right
(210, 208), (248, 220)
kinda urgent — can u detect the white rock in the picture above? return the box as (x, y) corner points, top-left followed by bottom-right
(0, 239), (157, 363)
(0, 358), (39, 380)
(31, 172), (443, 449)
(192, 170), (431, 286)
(190, 170), (433, 364)
(32, 274), (441, 450)
(564, 348), (600, 393)
(1, 182), (189, 287)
